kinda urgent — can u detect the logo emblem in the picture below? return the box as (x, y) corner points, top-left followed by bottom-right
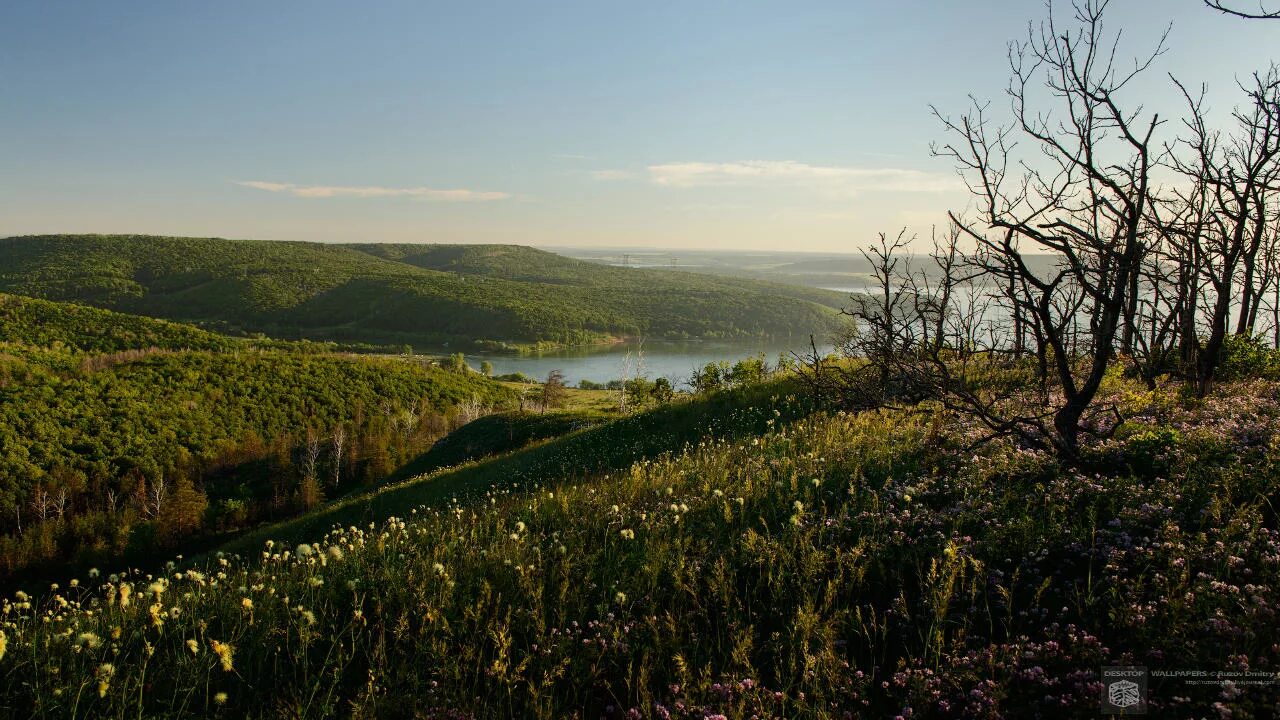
(1101, 666), (1147, 714)
(1108, 679), (1141, 708)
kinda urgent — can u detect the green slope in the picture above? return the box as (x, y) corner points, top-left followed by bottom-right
(7, 378), (1277, 717)
(0, 292), (236, 353)
(0, 296), (517, 579)
(0, 234), (847, 348)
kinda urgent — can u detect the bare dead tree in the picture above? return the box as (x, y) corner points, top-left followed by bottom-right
(30, 486), (50, 524)
(52, 488), (68, 519)
(846, 230), (919, 383)
(617, 352), (634, 413)
(301, 428), (322, 482)
(1167, 67), (1280, 395)
(1205, 0), (1280, 19)
(148, 476), (168, 519)
(330, 426), (347, 489)
(930, 0), (1166, 457)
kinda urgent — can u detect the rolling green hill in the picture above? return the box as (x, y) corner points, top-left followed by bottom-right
(0, 235), (848, 349)
(0, 295), (516, 580)
(0, 293), (236, 354)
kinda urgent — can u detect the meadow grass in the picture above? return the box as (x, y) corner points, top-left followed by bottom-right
(1, 378), (1278, 718)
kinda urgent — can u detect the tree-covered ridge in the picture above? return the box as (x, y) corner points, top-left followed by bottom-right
(0, 235), (846, 348)
(0, 293), (235, 353)
(0, 298), (517, 579)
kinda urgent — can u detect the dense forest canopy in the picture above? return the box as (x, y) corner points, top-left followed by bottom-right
(0, 295), (515, 579)
(0, 235), (847, 348)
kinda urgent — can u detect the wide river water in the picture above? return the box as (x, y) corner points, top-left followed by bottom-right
(463, 339), (833, 388)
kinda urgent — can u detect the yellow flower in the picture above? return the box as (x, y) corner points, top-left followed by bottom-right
(210, 640), (235, 672)
(186, 639), (199, 655)
(96, 663), (115, 697)
(214, 692), (228, 705)
(241, 597), (253, 611)
(0, 630), (7, 661)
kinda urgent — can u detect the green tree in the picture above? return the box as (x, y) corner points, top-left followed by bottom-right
(691, 361), (729, 395)
(157, 475), (207, 544)
(480, 360), (494, 377)
(446, 353), (470, 374)
(730, 355), (768, 387)
(625, 377), (655, 410)
(650, 377), (675, 404)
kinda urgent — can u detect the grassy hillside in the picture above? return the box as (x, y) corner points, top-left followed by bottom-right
(0, 235), (848, 349)
(2, 378), (1277, 717)
(0, 297), (516, 580)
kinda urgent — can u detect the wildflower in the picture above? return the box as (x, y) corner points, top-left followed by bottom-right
(186, 639), (199, 655)
(76, 632), (102, 650)
(327, 546), (344, 562)
(96, 663), (115, 697)
(214, 692), (228, 705)
(148, 581), (165, 598)
(620, 529), (635, 540)
(615, 591), (627, 604)
(903, 493), (912, 503)
(432, 562), (446, 576)
(88, 568), (100, 578)
(0, 631), (7, 661)
(241, 597), (253, 611)
(515, 521), (526, 533)
(118, 584), (132, 609)
(296, 544), (314, 557)
(308, 577), (324, 588)
(210, 640), (235, 672)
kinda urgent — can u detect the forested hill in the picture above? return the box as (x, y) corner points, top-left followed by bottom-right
(0, 235), (848, 349)
(0, 293), (236, 353)
(0, 294), (515, 580)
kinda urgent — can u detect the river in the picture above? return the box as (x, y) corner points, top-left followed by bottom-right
(462, 339), (832, 388)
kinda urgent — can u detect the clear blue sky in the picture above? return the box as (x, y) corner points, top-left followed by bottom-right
(1, 1), (1273, 250)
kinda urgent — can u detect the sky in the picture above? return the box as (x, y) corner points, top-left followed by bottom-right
(1, 1), (1275, 252)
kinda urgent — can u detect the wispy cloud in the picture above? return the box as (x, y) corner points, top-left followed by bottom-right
(591, 169), (634, 181)
(236, 180), (510, 202)
(645, 160), (960, 194)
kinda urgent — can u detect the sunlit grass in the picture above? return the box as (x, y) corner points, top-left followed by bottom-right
(1, 379), (1277, 717)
